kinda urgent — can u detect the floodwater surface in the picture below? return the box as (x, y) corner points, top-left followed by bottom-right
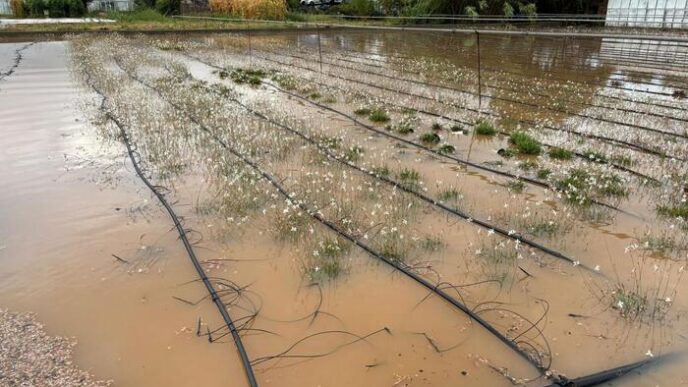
(1, 29), (688, 387)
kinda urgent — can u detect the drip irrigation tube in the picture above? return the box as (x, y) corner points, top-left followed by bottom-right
(542, 354), (669, 386)
(265, 47), (688, 141)
(115, 62), (551, 374)
(250, 49), (686, 163)
(296, 44), (688, 125)
(0, 42), (33, 83)
(82, 71), (259, 387)
(183, 51), (649, 214)
(308, 42), (688, 107)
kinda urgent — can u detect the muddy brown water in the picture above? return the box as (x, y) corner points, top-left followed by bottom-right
(1, 31), (688, 387)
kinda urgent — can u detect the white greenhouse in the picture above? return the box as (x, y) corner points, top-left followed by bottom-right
(606, 0), (688, 28)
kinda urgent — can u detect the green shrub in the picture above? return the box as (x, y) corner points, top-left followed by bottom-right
(66, 0), (85, 16)
(26, 0), (45, 16)
(46, 0), (66, 17)
(509, 131), (541, 155)
(657, 204), (688, 220)
(438, 144), (455, 154)
(155, 0), (180, 15)
(340, 0), (375, 16)
(419, 132), (440, 145)
(368, 109), (390, 123)
(549, 147), (573, 160)
(475, 120), (496, 136)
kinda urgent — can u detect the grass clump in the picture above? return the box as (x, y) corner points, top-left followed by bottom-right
(308, 91), (322, 100)
(386, 120), (414, 135)
(344, 146), (364, 162)
(556, 169), (592, 205)
(519, 160), (538, 171)
(371, 165), (391, 177)
(229, 68), (266, 86)
(475, 120), (497, 136)
(656, 204), (688, 220)
(507, 180), (525, 193)
(274, 212), (309, 242)
(537, 168), (552, 180)
(271, 74), (297, 90)
(450, 124), (467, 134)
(438, 144), (456, 155)
(317, 135), (341, 150)
(419, 132), (441, 145)
(583, 150), (607, 163)
(509, 131), (541, 155)
(368, 108), (390, 123)
(438, 187), (462, 202)
(549, 147), (573, 160)
(613, 288), (646, 320)
(398, 168), (421, 190)
(431, 122), (443, 131)
(306, 237), (350, 280)
(354, 107), (371, 116)
(420, 236), (444, 251)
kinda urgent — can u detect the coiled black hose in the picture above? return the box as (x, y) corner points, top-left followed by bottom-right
(82, 70), (259, 387)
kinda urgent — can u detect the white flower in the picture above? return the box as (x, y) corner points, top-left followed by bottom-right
(645, 350), (654, 358)
(573, 260), (580, 266)
(617, 300), (625, 309)
(594, 265), (600, 271)
(487, 229), (495, 236)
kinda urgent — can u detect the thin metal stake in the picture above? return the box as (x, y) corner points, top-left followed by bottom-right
(316, 24), (323, 74)
(475, 30), (482, 110)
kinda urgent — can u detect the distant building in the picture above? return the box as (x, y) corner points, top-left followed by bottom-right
(606, 0), (688, 28)
(88, 0), (135, 12)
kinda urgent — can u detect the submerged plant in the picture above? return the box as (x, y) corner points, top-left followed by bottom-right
(549, 147), (573, 160)
(368, 108), (390, 123)
(419, 132), (441, 145)
(475, 120), (497, 136)
(507, 180), (525, 193)
(509, 131), (541, 155)
(438, 144), (455, 155)
(398, 168), (421, 190)
(306, 237), (350, 280)
(354, 107), (371, 116)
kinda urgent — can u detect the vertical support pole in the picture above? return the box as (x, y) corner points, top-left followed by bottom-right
(247, 21), (252, 64)
(475, 30), (482, 110)
(316, 24), (323, 74)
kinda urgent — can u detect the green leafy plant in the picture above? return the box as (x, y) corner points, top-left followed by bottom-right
(475, 120), (496, 136)
(509, 131), (541, 155)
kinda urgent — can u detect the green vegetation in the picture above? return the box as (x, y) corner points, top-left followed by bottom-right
(386, 120), (414, 135)
(344, 145), (364, 162)
(613, 288), (646, 320)
(368, 108), (390, 123)
(371, 165), (391, 177)
(398, 168), (421, 190)
(307, 237), (349, 279)
(419, 132), (441, 145)
(657, 204), (688, 220)
(431, 122), (443, 131)
(518, 160), (537, 170)
(509, 131), (541, 155)
(475, 120), (497, 136)
(438, 187), (462, 202)
(583, 150), (607, 163)
(420, 235), (443, 251)
(353, 107), (372, 116)
(507, 180), (525, 193)
(556, 169), (627, 206)
(537, 168), (552, 180)
(438, 144), (455, 155)
(308, 91), (322, 100)
(271, 74), (298, 90)
(225, 68), (266, 86)
(548, 147), (573, 160)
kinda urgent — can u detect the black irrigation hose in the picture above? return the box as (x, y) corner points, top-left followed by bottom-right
(82, 71), (259, 387)
(251, 49), (687, 163)
(0, 42), (33, 83)
(321, 33), (688, 93)
(265, 47), (688, 141)
(117, 63), (550, 374)
(325, 42), (688, 108)
(310, 42), (688, 111)
(185, 51), (645, 215)
(193, 79), (601, 274)
(542, 355), (669, 387)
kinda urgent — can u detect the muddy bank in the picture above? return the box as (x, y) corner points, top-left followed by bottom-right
(0, 308), (110, 386)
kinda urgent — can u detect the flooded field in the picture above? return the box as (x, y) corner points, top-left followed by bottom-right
(1, 29), (687, 386)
